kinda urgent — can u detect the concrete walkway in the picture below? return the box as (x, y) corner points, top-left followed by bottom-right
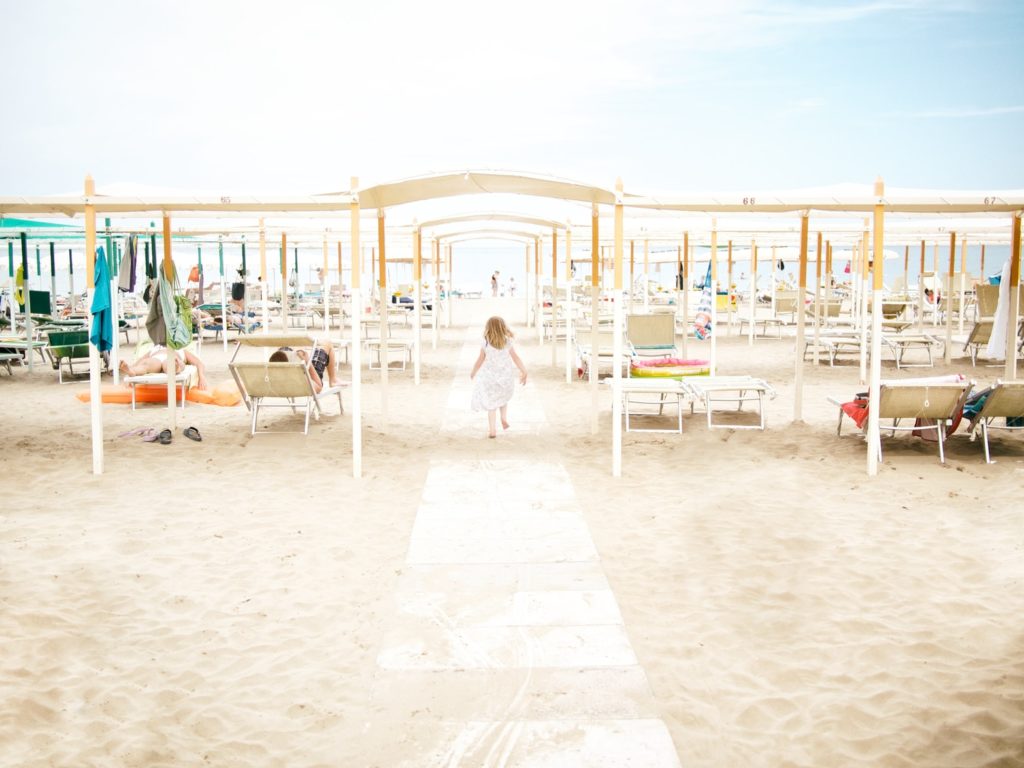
(371, 321), (680, 767)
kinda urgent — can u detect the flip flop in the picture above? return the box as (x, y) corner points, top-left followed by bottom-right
(157, 429), (173, 445)
(141, 429), (159, 443)
(183, 426), (202, 442)
(118, 427), (153, 438)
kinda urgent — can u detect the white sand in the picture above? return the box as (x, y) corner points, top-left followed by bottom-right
(1, 298), (1023, 767)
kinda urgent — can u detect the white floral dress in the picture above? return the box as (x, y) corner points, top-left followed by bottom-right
(471, 340), (517, 411)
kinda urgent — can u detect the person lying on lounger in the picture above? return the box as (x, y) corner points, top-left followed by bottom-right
(119, 345), (209, 391)
(269, 340), (341, 394)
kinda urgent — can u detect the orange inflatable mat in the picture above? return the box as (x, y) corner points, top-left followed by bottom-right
(75, 382), (242, 407)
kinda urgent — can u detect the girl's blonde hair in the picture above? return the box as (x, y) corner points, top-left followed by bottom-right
(484, 316), (513, 349)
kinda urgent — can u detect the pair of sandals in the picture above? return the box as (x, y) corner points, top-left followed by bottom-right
(118, 426), (202, 444)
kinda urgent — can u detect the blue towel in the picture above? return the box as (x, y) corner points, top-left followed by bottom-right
(90, 246), (114, 352)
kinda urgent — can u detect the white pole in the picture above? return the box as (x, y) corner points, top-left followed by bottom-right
(794, 213), (809, 422)
(612, 179), (624, 477)
(867, 179), (886, 476)
(1004, 214), (1021, 378)
(748, 240), (756, 346)
(413, 227), (422, 386)
(643, 239), (649, 313)
(162, 216), (176, 433)
(536, 239), (544, 344)
(350, 178), (363, 479)
(218, 238), (228, 355)
(84, 176), (103, 474)
(591, 206), (600, 435)
(564, 226), (573, 384)
(446, 245), (453, 329)
(551, 229), (558, 368)
(323, 237), (330, 333)
(681, 241), (690, 360)
(524, 244), (530, 326)
(432, 239), (439, 351)
(710, 222), (718, 377)
(859, 228), (870, 385)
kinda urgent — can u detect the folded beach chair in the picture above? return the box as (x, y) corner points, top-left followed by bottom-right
(229, 334), (345, 435)
(966, 380), (1024, 463)
(830, 376), (973, 464)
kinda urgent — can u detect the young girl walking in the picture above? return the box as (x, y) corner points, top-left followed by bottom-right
(470, 316), (528, 438)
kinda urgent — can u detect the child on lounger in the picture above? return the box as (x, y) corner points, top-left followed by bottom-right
(469, 315), (528, 438)
(269, 340), (341, 395)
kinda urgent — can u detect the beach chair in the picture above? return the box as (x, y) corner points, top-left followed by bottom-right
(829, 377), (973, 464)
(229, 334), (345, 435)
(45, 328), (95, 383)
(967, 380), (1024, 463)
(576, 327), (633, 379)
(681, 375), (777, 430)
(626, 313), (676, 359)
(0, 351), (19, 374)
(123, 366), (196, 412)
(961, 320), (993, 365)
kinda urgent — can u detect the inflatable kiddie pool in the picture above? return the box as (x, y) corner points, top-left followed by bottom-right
(629, 358), (710, 378)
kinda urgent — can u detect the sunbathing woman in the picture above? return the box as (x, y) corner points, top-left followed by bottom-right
(120, 345), (209, 391)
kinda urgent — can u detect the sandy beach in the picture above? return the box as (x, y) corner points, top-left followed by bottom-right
(1, 297), (1022, 767)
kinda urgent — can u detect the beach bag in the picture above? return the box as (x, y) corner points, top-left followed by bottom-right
(231, 282), (245, 301)
(158, 266), (192, 350)
(188, 265), (200, 283)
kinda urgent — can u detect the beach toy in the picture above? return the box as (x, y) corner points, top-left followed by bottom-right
(630, 358), (710, 378)
(75, 382), (241, 407)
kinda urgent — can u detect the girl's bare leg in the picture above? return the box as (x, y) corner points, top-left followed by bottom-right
(500, 405), (509, 430)
(487, 409), (497, 438)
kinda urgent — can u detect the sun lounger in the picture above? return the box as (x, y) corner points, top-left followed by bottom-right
(681, 375), (777, 430)
(229, 334), (346, 435)
(0, 351), (20, 374)
(966, 380), (1024, 463)
(124, 365), (196, 411)
(44, 329), (95, 383)
(576, 328), (633, 378)
(828, 376), (973, 464)
(364, 339), (413, 370)
(626, 314), (677, 359)
(883, 331), (942, 370)
(610, 378), (688, 434)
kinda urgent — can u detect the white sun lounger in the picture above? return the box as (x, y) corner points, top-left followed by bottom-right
(681, 376), (777, 430)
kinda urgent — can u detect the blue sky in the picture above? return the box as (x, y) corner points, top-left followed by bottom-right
(2, 0), (1022, 195)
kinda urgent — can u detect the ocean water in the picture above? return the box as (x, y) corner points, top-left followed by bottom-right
(5, 239), (1013, 299)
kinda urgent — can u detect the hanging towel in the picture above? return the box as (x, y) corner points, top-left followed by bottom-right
(693, 262), (713, 340)
(90, 247), (114, 352)
(986, 259), (1011, 360)
(118, 235), (138, 293)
